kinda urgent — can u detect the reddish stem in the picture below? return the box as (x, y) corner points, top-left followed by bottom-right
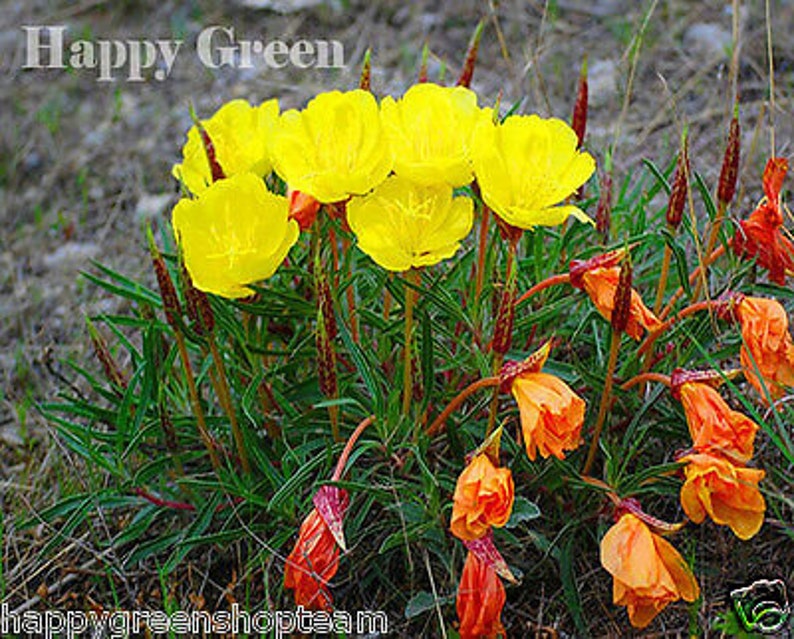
(332, 415), (376, 482)
(426, 376), (500, 437)
(637, 300), (716, 357)
(620, 372), (672, 391)
(516, 273), (571, 306)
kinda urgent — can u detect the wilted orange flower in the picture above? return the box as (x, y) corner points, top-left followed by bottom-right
(284, 487), (349, 611)
(732, 157), (793, 285)
(600, 513), (700, 629)
(569, 251), (662, 339)
(457, 550), (506, 639)
(450, 453), (514, 541)
(733, 295), (794, 402)
(511, 373), (586, 461)
(679, 452), (765, 540)
(675, 380), (758, 463)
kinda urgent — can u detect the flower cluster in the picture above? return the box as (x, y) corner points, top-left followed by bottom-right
(171, 85), (595, 298)
(672, 369), (766, 540)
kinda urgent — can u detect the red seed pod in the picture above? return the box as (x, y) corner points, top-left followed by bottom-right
(358, 48), (372, 92)
(595, 171), (612, 242)
(666, 135), (689, 230)
(614, 497), (684, 534)
(87, 320), (128, 391)
(571, 57), (588, 150)
(569, 248), (627, 289)
(418, 43), (429, 83)
(151, 249), (183, 330)
(492, 276), (517, 356)
(316, 309), (338, 399)
(195, 119), (225, 183)
(456, 19), (486, 88)
(610, 258), (632, 334)
(316, 273), (337, 341)
(498, 340), (553, 393)
(717, 112), (740, 207)
(159, 404), (178, 452)
(669, 367), (735, 401)
(181, 263), (215, 335)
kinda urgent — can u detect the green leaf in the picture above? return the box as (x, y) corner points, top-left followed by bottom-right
(504, 496), (541, 528)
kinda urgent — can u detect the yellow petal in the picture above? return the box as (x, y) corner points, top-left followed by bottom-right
(172, 173), (298, 298)
(172, 99), (279, 195)
(347, 175), (473, 272)
(272, 90), (392, 203)
(471, 113), (596, 230)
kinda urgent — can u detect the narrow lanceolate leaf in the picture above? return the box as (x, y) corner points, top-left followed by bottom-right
(571, 56), (588, 149)
(717, 108), (740, 207)
(666, 132), (689, 230)
(611, 259), (632, 334)
(456, 18), (486, 88)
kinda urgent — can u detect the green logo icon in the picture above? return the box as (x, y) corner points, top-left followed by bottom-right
(730, 579), (790, 635)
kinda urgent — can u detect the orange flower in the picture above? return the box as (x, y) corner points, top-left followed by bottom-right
(677, 381), (758, 463)
(733, 295), (794, 402)
(600, 513), (700, 629)
(284, 487), (348, 611)
(679, 452), (765, 540)
(457, 550), (506, 639)
(510, 372), (586, 461)
(732, 157), (793, 285)
(569, 250), (661, 340)
(450, 453), (514, 541)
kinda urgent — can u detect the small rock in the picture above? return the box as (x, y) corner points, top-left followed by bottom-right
(683, 23), (732, 61)
(42, 242), (100, 269)
(588, 59), (619, 107)
(135, 193), (174, 222)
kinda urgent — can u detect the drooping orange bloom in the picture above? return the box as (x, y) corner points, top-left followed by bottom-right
(732, 157), (793, 285)
(510, 372), (586, 461)
(450, 453), (514, 541)
(456, 550), (506, 639)
(733, 295), (794, 402)
(679, 452), (766, 540)
(569, 251), (662, 340)
(600, 513), (700, 629)
(284, 487), (349, 611)
(676, 381), (758, 463)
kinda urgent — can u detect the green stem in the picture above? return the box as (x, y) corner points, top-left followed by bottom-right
(402, 269), (419, 417)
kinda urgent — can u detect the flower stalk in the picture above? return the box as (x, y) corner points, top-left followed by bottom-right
(402, 269), (420, 417)
(582, 259), (631, 475)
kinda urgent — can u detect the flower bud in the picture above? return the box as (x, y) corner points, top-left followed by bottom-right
(666, 133), (689, 230)
(717, 109), (740, 207)
(610, 258), (632, 334)
(571, 56), (588, 150)
(358, 48), (371, 92)
(456, 19), (485, 88)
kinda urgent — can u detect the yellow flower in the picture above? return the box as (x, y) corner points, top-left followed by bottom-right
(471, 113), (595, 229)
(172, 99), (279, 195)
(346, 175), (473, 271)
(172, 173), (299, 298)
(380, 83), (481, 187)
(272, 89), (392, 203)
